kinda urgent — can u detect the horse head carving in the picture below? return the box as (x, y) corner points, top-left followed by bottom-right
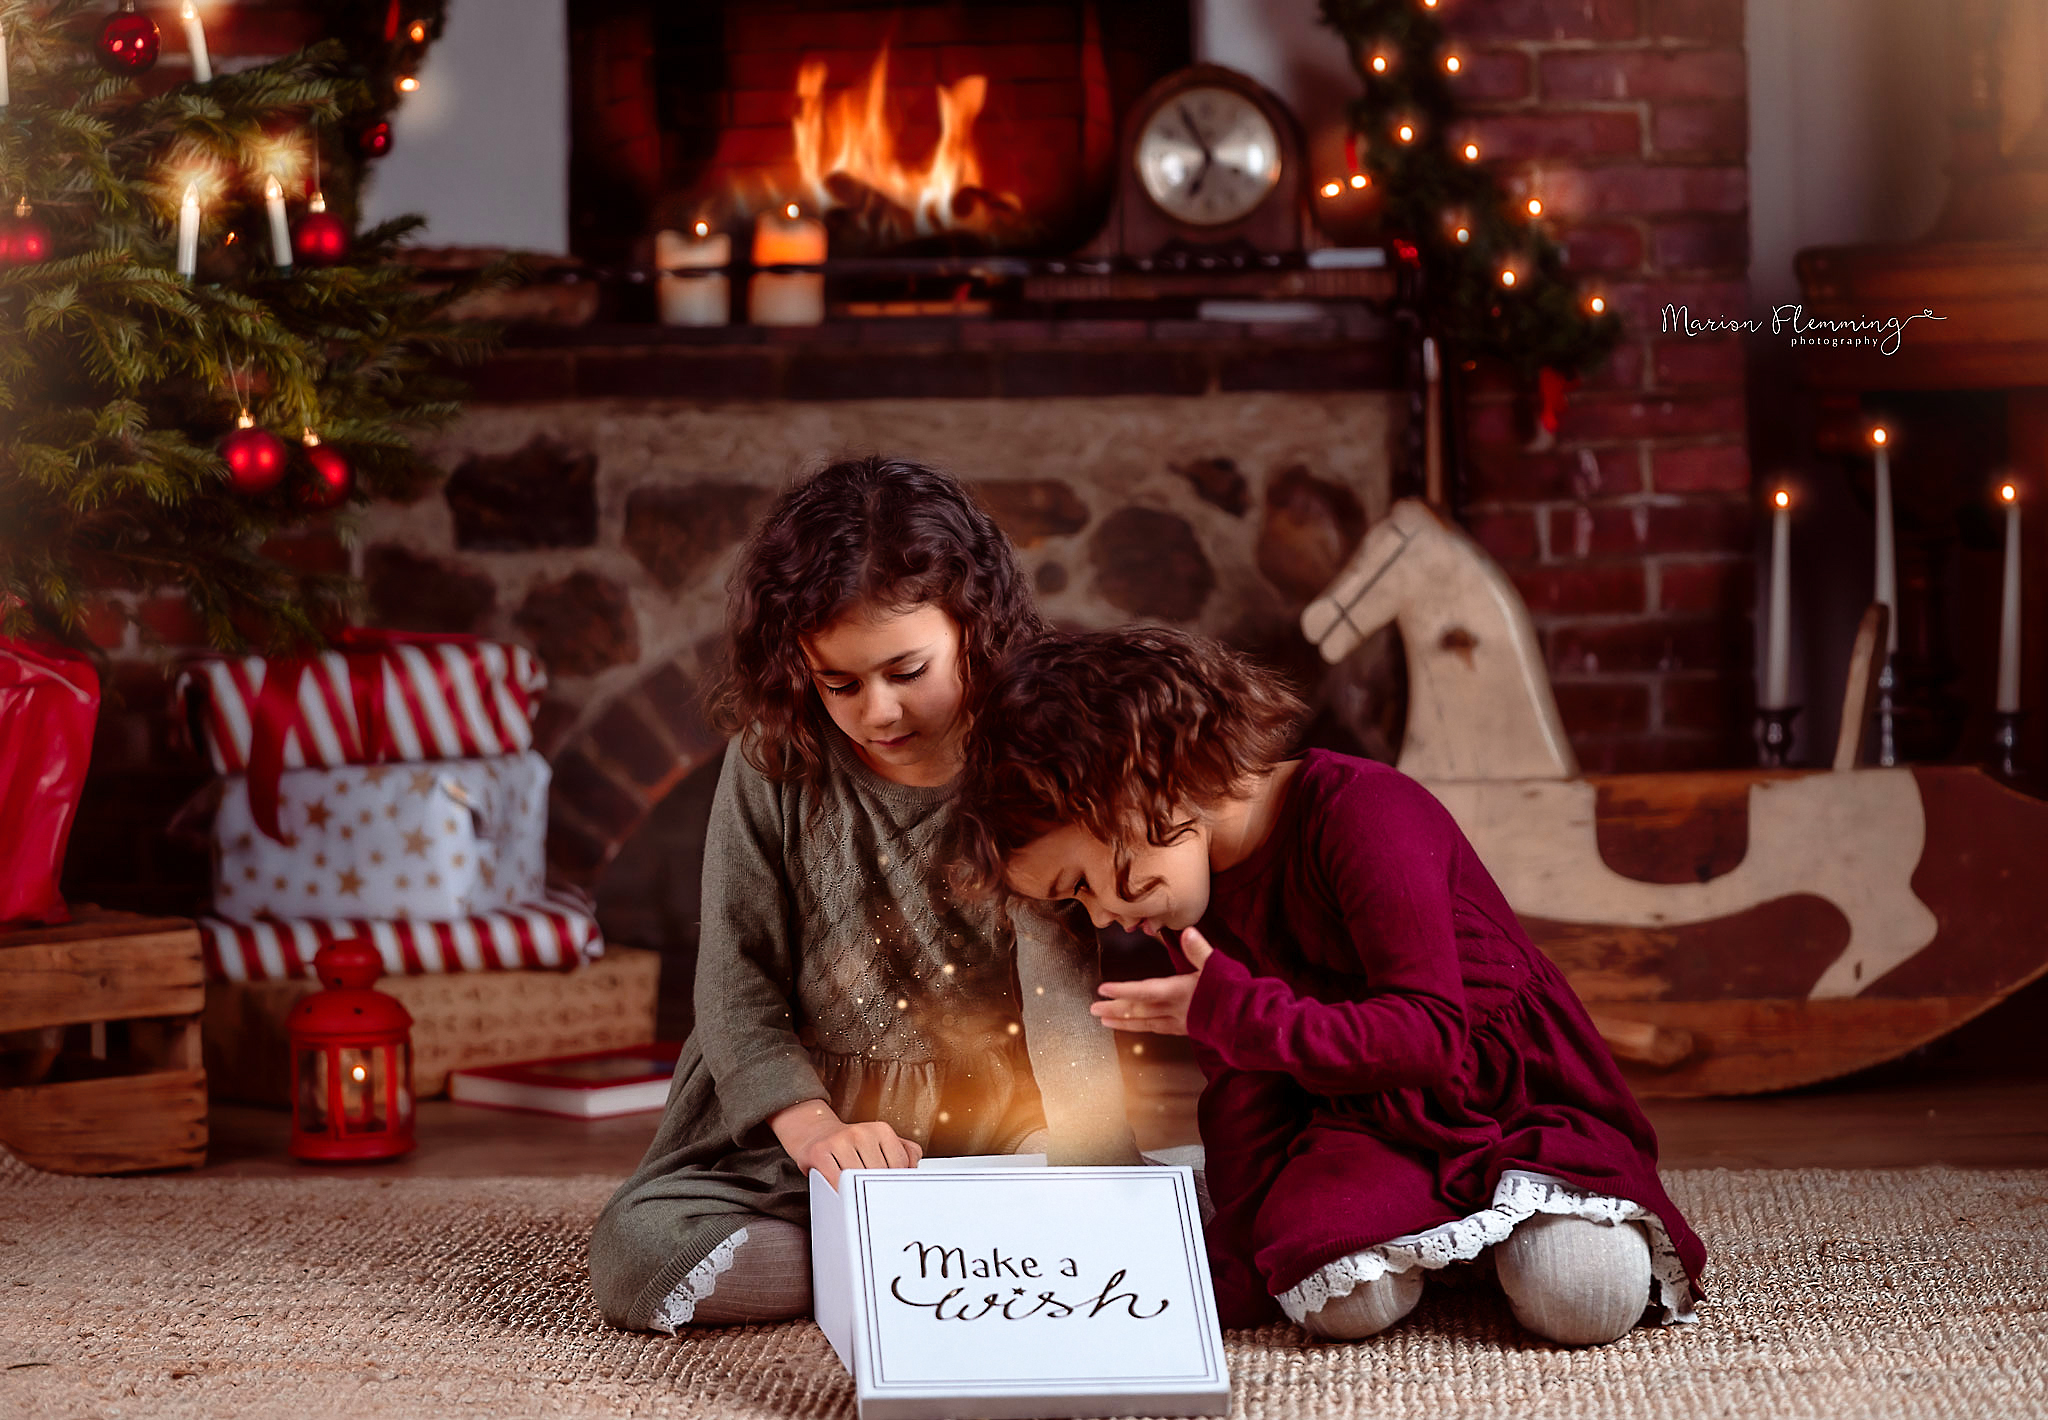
(1301, 499), (1578, 781)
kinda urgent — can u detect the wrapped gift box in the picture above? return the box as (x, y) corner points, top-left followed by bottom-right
(202, 944), (663, 1101)
(201, 890), (604, 982)
(212, 752), (549, 923)
(176, 635), (546, 777)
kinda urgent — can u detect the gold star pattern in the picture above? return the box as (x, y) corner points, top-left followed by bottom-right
(305, 881), (320, 897)
(425, 872), (441, 889)
(312, 853), (327, 869)
(479, 863), (495, 889)
(369, 850), (385, 866)
(363, 765), (391, 788)
(395, 874), (411, 890)
(402, 829), (432, 858)
(273, 876), (288, 891)
(411, 770), (438, 797)
(303, 799), (332, 830)
(385, 803), (401, 820)
(336, 869), (364, 897)
(359, 810), (374, 826)
(339, 825), (353, 840)
(451, 853), (467, 869)
(444, 818), (458, 834)
(235, 833), (253, 852)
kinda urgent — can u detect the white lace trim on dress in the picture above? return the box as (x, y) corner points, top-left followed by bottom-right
(1274, 1169), (1698, 1327)
(650, 1225), (749, 1333)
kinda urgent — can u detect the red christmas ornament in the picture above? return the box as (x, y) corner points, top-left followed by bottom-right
(292, 194), (349, 266)
(298, 433), (352, 509)
(1392, 238), (1422, 266)
(1, 199), (52, 265)
(96, 5), (161, 74)
(221, 418), (289, 494)
(357, 120), (394, 159)
(1537, 367), (1578, 436)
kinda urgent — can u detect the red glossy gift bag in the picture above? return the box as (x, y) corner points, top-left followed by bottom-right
(0, 638), (100, 926)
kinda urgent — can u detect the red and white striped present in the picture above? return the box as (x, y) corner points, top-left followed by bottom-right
(176, 630), (546, 840)
(201, 890), (604, 983)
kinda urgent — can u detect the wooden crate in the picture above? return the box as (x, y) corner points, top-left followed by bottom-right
(204, 945), (664, 1102)
(0, 908), (208, 1174)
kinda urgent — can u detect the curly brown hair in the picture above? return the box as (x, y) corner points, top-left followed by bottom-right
(707, 454), (1044, 790)
(953, 626), (1306, 901)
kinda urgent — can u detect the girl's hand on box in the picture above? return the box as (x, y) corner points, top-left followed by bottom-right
(771, 1099), (923, 1187)
(1091, 925), (1214, 1036)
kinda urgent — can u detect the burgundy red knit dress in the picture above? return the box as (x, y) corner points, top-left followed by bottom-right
(1181, 750), (1708, 1328)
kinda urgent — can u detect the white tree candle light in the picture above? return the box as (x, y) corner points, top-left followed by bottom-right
(264, 175), (291, 269)
(2, 22), (12, 109)
(656, 221), (730, 326)
(1997, 482), (2022, 714)
(749, 203), (826, 326)
(176, 180), (201, 279)
(1764, 488), (1793, 709)
(181, 3), (211, 83)
(1872, 426), (1897, 653)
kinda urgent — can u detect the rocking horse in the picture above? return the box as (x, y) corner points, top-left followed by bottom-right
(1302, 500), (2048, 1096)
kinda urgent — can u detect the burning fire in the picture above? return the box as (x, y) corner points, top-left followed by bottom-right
(786, 48), (1021, 250)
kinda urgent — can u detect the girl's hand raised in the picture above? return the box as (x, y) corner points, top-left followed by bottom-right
(1091, 925), (1214, 1036)
(770, 1100), (924, 1187)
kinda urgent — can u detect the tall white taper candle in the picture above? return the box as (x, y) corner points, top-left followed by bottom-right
(264, 175), (291, 269)
(176, 180), (201, 279)
(1997, 483), (2022, 713)
(1764, 488), (1792, 709)
(181, 3), (211, 83)
(2, 23), (12, 109)
(1872, 428), (1897, 653)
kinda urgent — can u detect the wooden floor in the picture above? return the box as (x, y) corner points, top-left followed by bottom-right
(202, 1031), (2048, 1178)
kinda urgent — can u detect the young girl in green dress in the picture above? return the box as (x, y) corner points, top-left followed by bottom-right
(588, 456), (1135, 1333)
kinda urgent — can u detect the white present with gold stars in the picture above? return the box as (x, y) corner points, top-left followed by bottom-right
(211, 753), (550, 924)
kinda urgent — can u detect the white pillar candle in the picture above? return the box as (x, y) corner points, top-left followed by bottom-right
(264, 175), (291, 269)
(181, 3), (211, 83)
(1871, 429), (1897, 654)
(1997, 482), (2022, 713)
(2, 24), (12, 109)
(1764, 488), (1792, 709)
(749, 204), (826, 326)
(176, 180), (201, 279)
(656, 223), (730, 326)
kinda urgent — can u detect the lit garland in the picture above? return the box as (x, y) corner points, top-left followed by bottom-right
(1320, 0), (1620, 394)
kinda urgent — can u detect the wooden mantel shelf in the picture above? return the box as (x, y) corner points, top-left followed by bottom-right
(1794, 237), (2048, 390)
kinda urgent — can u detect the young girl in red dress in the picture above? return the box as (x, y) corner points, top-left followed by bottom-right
(953, 625), (1707, 1345)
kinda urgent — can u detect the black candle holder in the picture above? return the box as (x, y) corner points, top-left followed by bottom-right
(1755, 705), (1800, 768)
(1990, 711), (2023, 782)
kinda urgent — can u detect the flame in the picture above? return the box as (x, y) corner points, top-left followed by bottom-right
(786, 47), (1014, 246)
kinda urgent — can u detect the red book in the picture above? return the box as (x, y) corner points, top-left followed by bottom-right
(447, 1042), (683, 1119)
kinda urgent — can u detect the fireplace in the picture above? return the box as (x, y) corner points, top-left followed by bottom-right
(570, 0), (1192, 269)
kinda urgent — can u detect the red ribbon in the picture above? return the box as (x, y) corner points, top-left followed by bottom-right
(1538, 366), (1578, 435)
(244, 629), (490, 842)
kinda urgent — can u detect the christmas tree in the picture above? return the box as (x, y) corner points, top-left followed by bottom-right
(1320, 0), (1620, 420)
(0, 0), (497, 652)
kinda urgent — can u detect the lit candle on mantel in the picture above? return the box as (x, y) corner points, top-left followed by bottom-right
(1871, 426), (1897, 653)
(1764, 487), (1794, 709)
(264, 175), (291, 269)
(749, 202), (826, 326)
(181, 2), (212, 83)
(2, 21), (12, 109)
(656, 221), (730, 326)
(1997, 482), (2022, 714)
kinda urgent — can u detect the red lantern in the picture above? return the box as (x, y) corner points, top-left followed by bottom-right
(221, 417), (289, 494)
(292, 193), (349, 267)
(358, 120), (394, 159)
(287, 938), (415, 1162)
(96, 4), (161, 75)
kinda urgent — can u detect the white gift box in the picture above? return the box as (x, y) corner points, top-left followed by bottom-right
(212, 753), (549, 924)
(809, 1161), (1230, 1420)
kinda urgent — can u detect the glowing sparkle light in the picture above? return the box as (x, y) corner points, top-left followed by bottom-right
(2002, 483), (2017, 503)
(1349, 173), (1369, 189)
(1774, 489), (1790, 509)
(1006, 1022), (1021, 1035)
(1371, 54), (1388, 73)
(1445, 54), (1463, 74)
(895, 998), (908, 1010)
(350, 1065), (368, 1082)
(408, 20), (427, 41)
(785, 202), (801, 220)
(1500, 268), (1517, 286)
(1872, 426), (1889, 446)
(1454, 225), (1470, 243)
(1321, 181), (1342, 198)
(1589, 295), (1606, 314)
(693, 220), (709, 237)
(1526, 197), (1543, 216)
(396, 74), (419, 93)
(1462, 142), (1481, 161)
(1396, 123), (1416, 143)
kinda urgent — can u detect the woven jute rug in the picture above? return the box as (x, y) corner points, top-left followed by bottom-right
(3, 1155), (2044, 1420)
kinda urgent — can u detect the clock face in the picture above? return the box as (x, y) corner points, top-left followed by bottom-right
(1135, 86), (1283, 228)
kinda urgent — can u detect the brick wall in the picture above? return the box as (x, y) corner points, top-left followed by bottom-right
(1442, 0), (1754, 772)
